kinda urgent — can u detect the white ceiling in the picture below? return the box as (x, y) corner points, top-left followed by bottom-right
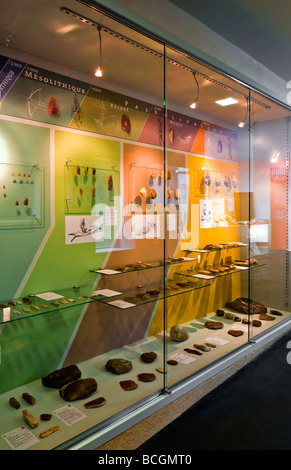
(0, 0), (290, 126)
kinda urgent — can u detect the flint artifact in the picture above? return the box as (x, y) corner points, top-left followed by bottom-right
(59, 378), (97, 401)
(42, 365), (81, 389)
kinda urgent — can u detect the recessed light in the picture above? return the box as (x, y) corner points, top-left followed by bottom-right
(215, 97), (238, 106)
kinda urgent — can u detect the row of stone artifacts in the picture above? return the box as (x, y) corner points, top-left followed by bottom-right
(7, 297), (282, 439)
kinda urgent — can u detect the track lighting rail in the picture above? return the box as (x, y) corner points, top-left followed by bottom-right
(60, 6), (270, 109)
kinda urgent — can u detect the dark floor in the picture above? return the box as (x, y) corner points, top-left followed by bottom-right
(138, 331), (291, 451)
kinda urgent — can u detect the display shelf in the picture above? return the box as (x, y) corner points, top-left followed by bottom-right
(0, 285), (94, 325)
(176, 261), (267, 280)
(184, 242), (249, 253)
(90, 256), (198, 276)
(91, 277), (211, 309)
(0, 304), (288, 450)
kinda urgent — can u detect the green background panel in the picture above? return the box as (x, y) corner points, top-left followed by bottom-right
(0, 120), (50, 300)
(22, 129), (120, 294)
(0, 128), (121, 392)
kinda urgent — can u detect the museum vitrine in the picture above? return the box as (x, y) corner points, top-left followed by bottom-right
(0, 0), (290, 450)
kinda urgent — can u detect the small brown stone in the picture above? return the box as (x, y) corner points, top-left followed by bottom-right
(40, 413), (52, 421)
(225, 312), (234, 319)
(140, 352), (157, 363)
(242, 318), (251, 325)
(22, 393), (35, 405)
(252, 319), (262, 327)
(233, 316), (241, 322)
(59, 378), (97, 401)
(9, 397), (20, 409)
(119, 380), (138, 391)
(137, 373), (156, 382)
(84, 397), (106, 408)
(216, 309), (225, 316)
(156, 367), (167, 374)
(167, 359), (178, 365)
(23, 409), (38, 429)
(259, 314), (276, 321)
(105, 358), (132, 374)
(42, 364), (81, 389)
(205, 342), (217, 348)
(170, 325), (189, 342)
(270, 310), (283, 316)
(228, 330), (244, 337)
(39, 426), (60, 439)
(184, 348), (202, 355)
(194, 343), (211, 352)
(146, 290), (160, 296)
(205, 321), (224, 329)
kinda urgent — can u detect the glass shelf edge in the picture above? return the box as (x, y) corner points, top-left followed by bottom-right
(177, 262), (267, 279)
(90, 257), (198, 275)
(91, 280), (211, 308)
(184, 244), (249, 253)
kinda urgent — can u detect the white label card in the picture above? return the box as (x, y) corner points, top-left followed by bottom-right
(94, 269), (121, 275)
(35, 292), (64, 301)
(169, 352), (196, 364)
(193, 274), (215, 280)
(2, 426), (39, 450)
(92, 289), (122, 297)
(108, 300), (136, 309)
(53, 405), (86, 426)
(206, 336), (228, 346)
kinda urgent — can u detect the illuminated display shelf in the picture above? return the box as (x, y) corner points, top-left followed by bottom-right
(184, 243), (249, 253)
(91, 277), (211, 309)
(0, 259), (266, 322)
(0, 285), (94, 324)
(177, 262), (267, 280)
(89, 256), (198, 275)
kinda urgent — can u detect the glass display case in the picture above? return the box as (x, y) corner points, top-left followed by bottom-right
(0, 0), (290, 450)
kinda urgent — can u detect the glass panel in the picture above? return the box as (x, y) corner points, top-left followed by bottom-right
(249, 91), (291, 341)
(0, 0), (166, 450)
(164, 45), (252, 387)
(0, 0), (290, 451)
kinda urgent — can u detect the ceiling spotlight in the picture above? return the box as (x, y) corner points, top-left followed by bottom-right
(94, 26), (103, 78)
(189, 72), (199, 110)
(95, 66), (102, 78)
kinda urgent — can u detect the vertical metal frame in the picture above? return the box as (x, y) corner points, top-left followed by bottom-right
(286, 116), (290, 308)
